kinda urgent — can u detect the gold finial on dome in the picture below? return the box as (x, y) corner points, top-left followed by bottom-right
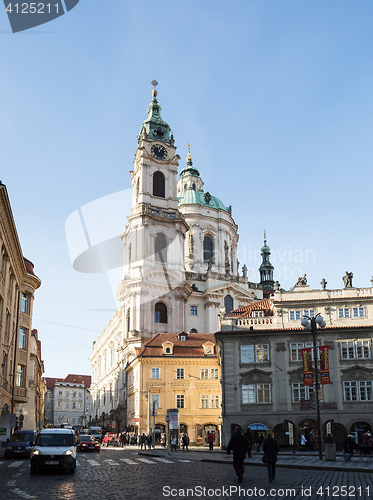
(151, 79), (158, 97)
(186, 141), (192, 161)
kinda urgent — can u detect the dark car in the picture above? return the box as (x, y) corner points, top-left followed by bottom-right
(5, 430), (37, 458)
(77, 435), (100, 452)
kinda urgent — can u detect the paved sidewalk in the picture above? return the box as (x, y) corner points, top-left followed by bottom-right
(138, 447), (373, 473)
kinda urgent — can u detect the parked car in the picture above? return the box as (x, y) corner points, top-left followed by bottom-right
(30, 428), (77, 474)
(77, 435), (100, 452)
(102, 433), (120, 447)
(5, 430), (37, 458)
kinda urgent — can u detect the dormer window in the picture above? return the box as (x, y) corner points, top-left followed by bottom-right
(252, 311), (264, 318)
(162, 341), (174, 355)
(178, 332), (188, 341)
(203, 342), (215, 356)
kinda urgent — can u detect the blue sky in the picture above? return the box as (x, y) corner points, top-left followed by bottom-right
(1, 0), (373, 377)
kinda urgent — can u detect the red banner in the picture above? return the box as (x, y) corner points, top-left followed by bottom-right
(319, 345), (331, 384)
(302, 348), (313, 386)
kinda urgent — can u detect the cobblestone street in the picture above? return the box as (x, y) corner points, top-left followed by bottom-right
(1, 448), (373, 500)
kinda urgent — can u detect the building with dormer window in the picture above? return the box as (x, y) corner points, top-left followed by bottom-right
(216, 276), (373, 450)
(125, 333), (221, 446)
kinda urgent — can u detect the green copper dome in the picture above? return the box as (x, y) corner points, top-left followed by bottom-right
(178, 190), (231, 214)
(180, 150), (200, 178)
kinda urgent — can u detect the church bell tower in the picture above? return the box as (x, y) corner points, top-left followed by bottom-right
(118, 82), (190, 339)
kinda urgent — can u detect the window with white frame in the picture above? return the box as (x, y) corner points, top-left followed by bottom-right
(303, 309), (315, 318)
(338, 307), (350, 318)
(292, 383), (315, 402)
(21, 293), (28, 314)
(240, 344), (269, 363)
(289, 310), (302, 321)
(151, 368), (160, 379)
(211, 395), (220, 408)
(16, 365), (25, 387)
(190, 306), (197, 316)
(210, 368), (219, 380)
(176, 394), (185, 408)
(341, 340), (371, 360)
(18, 328), (26, 350)
(256, 345), (269, 362)
(176, 368), (185, 379)
(242, 383), (271, 404)
(200, 369), (209, 380)
(353, 307), (365, 318)
(200, 394), (209, 409)
(343, 381), (373, 401)
(290, 342), (319, 361)
(252, 311), (264, 318)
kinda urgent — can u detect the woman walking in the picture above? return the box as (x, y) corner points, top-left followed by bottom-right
(263, 432), (279, 483)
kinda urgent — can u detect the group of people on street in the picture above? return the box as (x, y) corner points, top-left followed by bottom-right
(227, 427), (279, 483)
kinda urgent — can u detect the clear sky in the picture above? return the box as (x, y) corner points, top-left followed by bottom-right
(1, 0), (373, 378)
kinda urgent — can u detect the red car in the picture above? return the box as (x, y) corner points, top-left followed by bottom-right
(102, 433), (120, 447)
(77, 435), (100, 452)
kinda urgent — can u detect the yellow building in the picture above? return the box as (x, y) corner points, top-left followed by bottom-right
(126, 332), (222, 446)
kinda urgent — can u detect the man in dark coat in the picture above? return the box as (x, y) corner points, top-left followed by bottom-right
(342, 435), (356, 461)
(227, 428), (249, 483)
(263, 432), (280, 482)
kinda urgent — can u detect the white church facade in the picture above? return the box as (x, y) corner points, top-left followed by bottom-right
(89, 85), (267, 430)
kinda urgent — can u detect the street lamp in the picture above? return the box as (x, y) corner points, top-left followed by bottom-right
(301, 313), (326, 461)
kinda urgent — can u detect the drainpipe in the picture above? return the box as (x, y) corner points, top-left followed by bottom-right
(11, 290), (21, 418)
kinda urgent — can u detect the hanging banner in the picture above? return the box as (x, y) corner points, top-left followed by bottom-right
(319, 345), (331, 384)
(302, 347), (313, 386)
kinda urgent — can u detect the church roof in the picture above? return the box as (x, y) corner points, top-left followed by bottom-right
(138, 85), (171, 144)
(178, 190), (231, 214)
(227, 298), (274, 318)
(136, 332), (216, 358)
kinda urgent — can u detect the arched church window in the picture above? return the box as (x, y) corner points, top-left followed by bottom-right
(224, 294), (234, 314)
(192, 183), (196, 190)
(189, 328), (198, 333)
(153, 171), (165, 198)
(155, 233), (167, 263)
(155, 302), (168, 324)
(203, 235), (214, 263)
(184, 183), (187, 190)
(136, 178), (140, 198)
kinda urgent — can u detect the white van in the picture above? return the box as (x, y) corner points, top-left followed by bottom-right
(30, 428), (77, 474)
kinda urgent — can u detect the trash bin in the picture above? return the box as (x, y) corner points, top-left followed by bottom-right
(324, 443), (336, 461)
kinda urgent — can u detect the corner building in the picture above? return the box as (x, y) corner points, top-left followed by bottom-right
(216, 278), (373, 450)
(90, 87), (264, 430)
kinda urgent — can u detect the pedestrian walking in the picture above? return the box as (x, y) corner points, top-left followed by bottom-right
(171, 434), (177, 451)
(227, 427), (250, 483)
(208, 432), (214, 451)
(244, 428), (254, 457)
(182, 433), (189, 451)
(160, 432), (166, 448)
(299, 433), (307, 451)
(342, 434), (356, 461)
(256, 434), (263, 452)
(263, 432), (279, 483)
(140, 433), (147, 450)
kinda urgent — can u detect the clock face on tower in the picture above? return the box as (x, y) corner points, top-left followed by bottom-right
(151, 144), (168, 160)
